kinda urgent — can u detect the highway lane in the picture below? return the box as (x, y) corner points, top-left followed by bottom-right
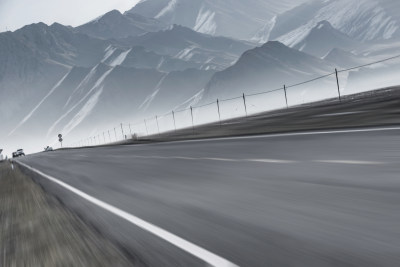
(19, 127), (400, 266)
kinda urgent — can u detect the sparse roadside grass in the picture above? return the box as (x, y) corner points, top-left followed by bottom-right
(0, 161), (135, 267)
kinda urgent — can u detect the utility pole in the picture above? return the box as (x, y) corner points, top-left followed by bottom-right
(190, 106), (194, 134)
(283, 85), (288, 108)
(242, 93), (248, 117)
(217, 99), (221, 125)
(335, 68), (342, 102)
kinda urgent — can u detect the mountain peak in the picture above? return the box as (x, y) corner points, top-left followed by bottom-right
(18, 22), (48, 32)
(291, 19), (358, 58)
(126, 0), (306, 40)
(102, 9), (123, 19)
(261, 41), (287, 49)
(76, 8), (165, 39)
(315, 20), (333, 30)
(271, 0), (400, 43)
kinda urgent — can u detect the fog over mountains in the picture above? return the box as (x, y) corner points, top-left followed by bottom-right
(1, 0), (400, 154)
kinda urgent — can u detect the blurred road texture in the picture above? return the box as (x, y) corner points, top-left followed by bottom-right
(18, 126), (400, 266)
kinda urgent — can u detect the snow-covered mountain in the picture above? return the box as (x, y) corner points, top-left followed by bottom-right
(114, 46), (203, 72)
(202, 41), (335, 102)
(9, 61), (215, 146)
(0, 22), (110, 136)
(293, 21), (359, 58)
(76, 10), (167, 39)
(126, 0), (308, 40)
(257, 0), (400, 45)
(0, 21), (224, 153)
(2, 0), (400, 155)
(119, 24), (255, 70)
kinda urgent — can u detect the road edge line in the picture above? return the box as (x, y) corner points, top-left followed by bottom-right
(16, 161), (239, 267)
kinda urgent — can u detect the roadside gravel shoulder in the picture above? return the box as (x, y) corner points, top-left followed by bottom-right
(0, 161), (136, 267)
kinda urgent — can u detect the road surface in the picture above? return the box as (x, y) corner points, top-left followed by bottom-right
(18, 127), (400, 266)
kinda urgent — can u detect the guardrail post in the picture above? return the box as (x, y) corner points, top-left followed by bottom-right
(103, 132), (106, 143)
(108, 130), (111, 143)
(335, 68), (342, 102)
(242, 93), (248, 118)
(114, 127), (117, 141)
(217, 99), (221, 125)
(172, 111), (177, 132)
(120, 123), (125, 139)
(283, 85), (288, 108)
(190, 106), (194, 134)
(144, 119), (149, 135)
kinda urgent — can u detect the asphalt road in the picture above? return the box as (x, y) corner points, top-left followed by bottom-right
(18, 127), (400, 266)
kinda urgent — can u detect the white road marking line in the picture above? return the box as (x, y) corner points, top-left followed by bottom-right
(247, 159), (295, 164)
(16, 161), (238, 267)
(86, 154), (386, 166)
(314, 160), (385, 165)
(127, 155), (294, 164)
(314, 111), (366, 117)
(201, 158), (238, 162)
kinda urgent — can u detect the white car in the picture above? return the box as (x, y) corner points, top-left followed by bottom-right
(12, 149), (25, 158)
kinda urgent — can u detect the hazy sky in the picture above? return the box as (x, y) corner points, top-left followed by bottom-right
(0, 0), (140, 32)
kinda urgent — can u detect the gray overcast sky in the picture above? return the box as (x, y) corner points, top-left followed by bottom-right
(0, 0), (140, 32)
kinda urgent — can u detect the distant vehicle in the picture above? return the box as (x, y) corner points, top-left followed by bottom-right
(44, 146), (53, 152)
(12, 149), (25, 158)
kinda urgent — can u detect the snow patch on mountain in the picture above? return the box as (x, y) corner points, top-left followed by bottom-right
(110, 49), (131, 67)
(128, 0), (309, 40)
(139, 74), (168, 111)
(139, 89), (161, 111)
(274, 0), (400, 45)
(194, 6), (217, 35)
(8, 70), (71, 136)
(175, 46), (196, 60)
(174, 89), (204, 111)
(155, 0), (178, 19)
(102, 46), (117, 62)
(252, 16), (277, 43)
(48, 67), (114, 137)
(65, 65), (99, 107)
(61, 87), (104, 136)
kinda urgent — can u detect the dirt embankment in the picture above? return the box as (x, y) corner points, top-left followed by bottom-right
(0, 161), (135, 266)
